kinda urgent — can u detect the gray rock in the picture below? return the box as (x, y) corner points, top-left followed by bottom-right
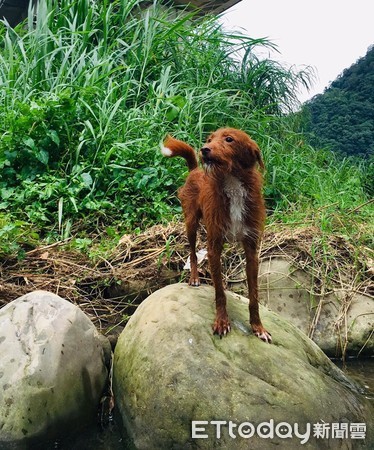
(258, 257), (374, 357)
(0, 290), (108, 446)
(113, 283), (373, 449)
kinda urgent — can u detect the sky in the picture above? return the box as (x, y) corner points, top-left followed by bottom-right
(221, 0), (374, 103)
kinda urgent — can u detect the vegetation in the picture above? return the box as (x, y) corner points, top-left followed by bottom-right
(0, 0), (372, 260)
(302, 45), (374, 160)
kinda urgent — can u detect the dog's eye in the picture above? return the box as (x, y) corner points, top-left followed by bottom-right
(225, 136), (234, 143)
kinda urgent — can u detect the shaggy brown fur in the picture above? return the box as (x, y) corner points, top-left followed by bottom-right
(161, 128), (271, 342)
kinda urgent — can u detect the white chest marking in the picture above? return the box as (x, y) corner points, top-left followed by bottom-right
(223, 175), (247, 240)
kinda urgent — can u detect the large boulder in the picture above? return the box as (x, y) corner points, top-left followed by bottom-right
(257, 257), (374, 357)
(113, 283), (373, 450)
(0, 290), (108, 447)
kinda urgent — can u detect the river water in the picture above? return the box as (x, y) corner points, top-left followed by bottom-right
(29, 358), (374, 449)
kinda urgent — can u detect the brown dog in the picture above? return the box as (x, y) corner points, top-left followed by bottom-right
(161, 128), (271, 342)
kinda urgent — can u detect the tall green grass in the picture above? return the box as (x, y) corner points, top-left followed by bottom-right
(0, 0), (371, 255)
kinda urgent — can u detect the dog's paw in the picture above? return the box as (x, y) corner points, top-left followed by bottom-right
(188, 276), (200, 287)
(252, 325), (272, 343)
(213, 316), (231, 338)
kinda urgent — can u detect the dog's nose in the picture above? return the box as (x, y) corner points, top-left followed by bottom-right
(201, 147), (211, 157)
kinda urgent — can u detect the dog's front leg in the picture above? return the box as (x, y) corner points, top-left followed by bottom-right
(243, 239), (272, 343)
(185, 215), (200, 286)
(208, 237), (231, 337)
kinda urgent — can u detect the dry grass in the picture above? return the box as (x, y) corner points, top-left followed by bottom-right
(0, 223), (372, 336)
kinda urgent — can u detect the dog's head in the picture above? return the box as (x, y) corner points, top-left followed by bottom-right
(200, 128), (264, 175)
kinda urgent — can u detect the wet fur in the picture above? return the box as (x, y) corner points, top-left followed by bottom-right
(161, 128), (271, 342)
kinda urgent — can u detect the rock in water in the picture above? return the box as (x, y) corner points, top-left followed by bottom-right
(114, 283), (373, 449)
(0, 291), (108, 446)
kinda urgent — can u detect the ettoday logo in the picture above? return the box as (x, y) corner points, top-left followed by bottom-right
(192, 420), (311, 444)
(191, 420), (366, 444)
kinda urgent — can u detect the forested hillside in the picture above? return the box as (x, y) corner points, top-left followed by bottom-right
(302, 45), (374, 158)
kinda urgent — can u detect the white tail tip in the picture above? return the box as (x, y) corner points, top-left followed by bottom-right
(160, 143), (173, 157)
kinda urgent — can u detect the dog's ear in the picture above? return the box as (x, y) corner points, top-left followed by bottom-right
(248, 139), (265, 170)
(256, 149), (265, 170)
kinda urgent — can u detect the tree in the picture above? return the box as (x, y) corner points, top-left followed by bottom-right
(301, 46), (374, 158)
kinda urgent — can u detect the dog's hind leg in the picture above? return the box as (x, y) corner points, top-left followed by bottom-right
(243, 239), (272, 343)
(208, 237), (231, 337)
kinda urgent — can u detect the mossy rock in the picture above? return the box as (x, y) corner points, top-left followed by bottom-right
(113, 283), (373, 449)
(0, 291), (108, 447)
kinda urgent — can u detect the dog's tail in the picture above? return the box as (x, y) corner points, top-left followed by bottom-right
(160, 136), (198, 172)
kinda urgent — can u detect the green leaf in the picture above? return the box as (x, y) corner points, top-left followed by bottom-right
(23, 137), (36, 150)
(165, 105), (179, 122)
(48, 130), (60, 146)
(81, 172), (93, 187)
(35, 150), (49, 165)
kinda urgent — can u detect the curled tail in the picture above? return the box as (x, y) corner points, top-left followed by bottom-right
(160, 136), (198, 172)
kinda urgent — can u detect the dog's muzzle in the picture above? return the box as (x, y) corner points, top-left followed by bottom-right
(201, 147), (213, 165)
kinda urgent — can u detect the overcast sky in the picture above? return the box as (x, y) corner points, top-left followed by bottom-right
(221, 0), (374, 103)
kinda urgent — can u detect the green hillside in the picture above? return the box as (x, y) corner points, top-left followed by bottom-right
(302, 45), (374, 159)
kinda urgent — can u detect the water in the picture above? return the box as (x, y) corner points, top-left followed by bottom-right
(25, 358), (374, 449)
(335, 357), (374, 401)
(27, 416), (128, 450)
(54, 420), (127, 450)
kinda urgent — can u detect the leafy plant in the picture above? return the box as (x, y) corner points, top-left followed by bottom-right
(0, 0), (371, 258)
